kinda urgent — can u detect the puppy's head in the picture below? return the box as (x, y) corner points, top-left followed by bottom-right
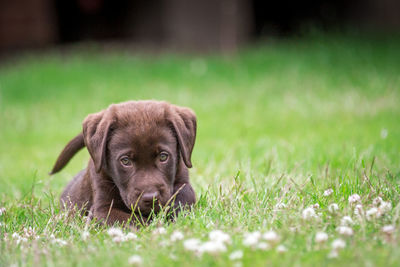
(83, 101), (196, 216)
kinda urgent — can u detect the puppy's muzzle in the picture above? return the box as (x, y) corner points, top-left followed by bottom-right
(141, 191), (160, 206)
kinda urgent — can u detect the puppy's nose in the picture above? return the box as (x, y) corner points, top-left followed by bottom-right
(141, 191), (159, 204)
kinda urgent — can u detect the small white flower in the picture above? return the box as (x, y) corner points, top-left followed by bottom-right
(199, 241), (227, 255)
(354, 204), (364, 218)
(382, 225), (395, 234)
(128, 255), (142, 265)
(302, 207), (317, 220)
(153, 227), (167, 235)
(229, 250), (243, 260)
(348, 194), (361, 204)
(209, 230), (231, 244)
(380, 128), (388, 139)
(256, 242), (271, 250)
(183, 238), (201, 251)
(331, 239), (346, 250)
(366, 207), (378, 220)
(243, 231), (261, 247)
(372, 197), (383, 206)
(12, 232), (20, 239)
(16, 237), (28, 245)
(125, 232), (138, 241)
(107, 227), (124, 238)
(313, 203), (320, 209)
(340, 216), (354, 226)
(276, 245), (287, 253)
(112, 236), (124, 243)
(0, 207), (5, 216)
(315, 232), (328, 243)
(262, 231), (280, 244)
(81, 231), (90, 241)
(328, 203), (339, 213)
(170, 231), (184, 242)
(323, 188), (333, 196)
(275, 202), (286, 209)
(378, 201), (392, 216)
(328, 250), (339, 258)
(51, 238), (67, 246)
(336, 226), (354, 236)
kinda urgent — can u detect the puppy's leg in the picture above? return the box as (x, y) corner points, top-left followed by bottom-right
(60, 169), (92, 215)
(91, 206), (132, 226)
(90, 177), (134, 226)
(171, 182), (196, 216)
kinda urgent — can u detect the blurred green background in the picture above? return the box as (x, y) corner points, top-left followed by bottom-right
(0, 36), (399, 200)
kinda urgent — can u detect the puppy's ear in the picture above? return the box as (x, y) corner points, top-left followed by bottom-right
(169, 105), (197, 168)
(83, 107), (115, 173)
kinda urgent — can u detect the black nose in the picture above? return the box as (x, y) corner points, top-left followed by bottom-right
(141, 191), (160, 205)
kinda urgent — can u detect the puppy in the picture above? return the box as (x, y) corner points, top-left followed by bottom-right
(50, 100), (196, 225)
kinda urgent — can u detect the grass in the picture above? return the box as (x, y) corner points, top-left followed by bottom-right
(0, 35), (400, 266)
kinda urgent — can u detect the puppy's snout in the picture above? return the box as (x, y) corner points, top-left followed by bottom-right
(141, 191), (160, 204)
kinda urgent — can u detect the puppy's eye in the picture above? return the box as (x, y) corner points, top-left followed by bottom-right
(159, 152), (169, 162)
(120, 156), (132, 166)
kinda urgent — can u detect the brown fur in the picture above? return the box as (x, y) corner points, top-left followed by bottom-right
(51, 100), (196, 225)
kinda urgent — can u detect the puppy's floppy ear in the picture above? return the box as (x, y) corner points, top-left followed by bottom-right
(168, 105), (197, 168)
(83, 107), (115, 173)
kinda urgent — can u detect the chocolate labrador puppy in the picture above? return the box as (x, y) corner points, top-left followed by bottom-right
(50, 100), (196, 225)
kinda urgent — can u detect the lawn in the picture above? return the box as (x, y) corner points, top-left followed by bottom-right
(0, 35), (399, 266)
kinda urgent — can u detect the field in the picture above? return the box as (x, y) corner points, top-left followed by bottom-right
(0, 35), (400, 266)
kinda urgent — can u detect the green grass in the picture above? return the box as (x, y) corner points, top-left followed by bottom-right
(1, 35), (400, 266)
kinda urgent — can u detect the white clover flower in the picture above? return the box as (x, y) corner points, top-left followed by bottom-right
(262, 230), (280, 244)
(276, 245), (287, 253)
(340, 216), (354, 226)
(275, 202), (286, 209)
(243, 231), (261, 247)
(382, 225), (395, 234)
(378, 201), (392, 216)
(331, 239), (346, 250)
(366, 207), (378, 220)
(183, 238), (201, 251)
(209, 230), (231, 244)
(81, 231), (90, 241)
(128, 255), (142, 265)
(12, 232), (20, 239)
(16, 237), (28, 245)
(125, 232), (138, 241)
(328, 250), (339, 258)
(229, 250), (243, 260)
(170, 231), (184, 242)
(153, 227), (167, 235)
(315, 232), (328, 243)
(372, 197), (383, 206)
(112, 236), (125, 243)
(107, 227), (124, 238)
(348, 194), (361, 204)
(328, 203), (339, 213)
(51, 238), (67, 246)
(198, 241), (227, 255)
(313, 203), (320, 209)
(256, 242), (271, 250)
(354, 204), (364, 218)
(0, 207), (5, 216)
(336, 226), (354, 236)
(323, 188), (333, 196)
(302, 207), (318, 220)
(380, 128), (388, 139)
